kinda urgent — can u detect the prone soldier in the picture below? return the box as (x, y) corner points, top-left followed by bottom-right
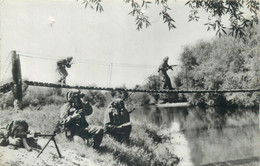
(0, 120), (39, 151)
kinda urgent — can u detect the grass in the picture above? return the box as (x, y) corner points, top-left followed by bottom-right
(2, 87), (257, 166)
(0, 104), (180, 166)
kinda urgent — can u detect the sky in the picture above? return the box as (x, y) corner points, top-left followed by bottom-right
(0, 0), (216, 88)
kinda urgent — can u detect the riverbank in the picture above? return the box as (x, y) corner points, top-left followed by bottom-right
(0, 105), (181, 166)
(156, 102), (190, 107)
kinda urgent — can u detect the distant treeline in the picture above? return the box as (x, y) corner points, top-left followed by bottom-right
(175, 24), (260, 107)
(129, 24), (260, 107)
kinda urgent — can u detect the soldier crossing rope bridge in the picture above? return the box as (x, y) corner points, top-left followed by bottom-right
(1, 50), (260, 110)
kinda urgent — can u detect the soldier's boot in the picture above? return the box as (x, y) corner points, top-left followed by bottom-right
(93, 130), (104, 149)
(61, 79), (66, 86)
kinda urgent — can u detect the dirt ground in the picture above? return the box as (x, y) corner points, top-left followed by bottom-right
(0, 132), (189, 166)
(0, 139), (97, 166)
(0, 131), (257, 166)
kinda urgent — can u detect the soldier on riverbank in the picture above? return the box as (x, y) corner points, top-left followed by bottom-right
(104, 98), (132, 143)
(59, 89), (104, 149)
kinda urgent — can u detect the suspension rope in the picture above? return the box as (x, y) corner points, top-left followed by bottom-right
(2, 51), (13, 67)
(124, 69), (158, 100)
(0, 60), (12, 83)
(16, 51), (64, 59)
(17, 51), (159, 68)
(19, 54), (58, 61)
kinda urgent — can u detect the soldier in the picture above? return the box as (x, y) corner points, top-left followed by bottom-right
(57, 57), (73, 85)
(0, 120), (38, 150)
(104, 98), (132, 143)
(59, 89), (104, 149)
(158, 56), (177, 90)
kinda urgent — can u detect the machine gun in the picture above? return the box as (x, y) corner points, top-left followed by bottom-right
(15, 132), (62, 158)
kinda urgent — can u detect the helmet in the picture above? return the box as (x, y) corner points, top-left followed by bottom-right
(67, 57), (73, 61)
(163, 56), (169, 62)
(7, 120), (29, 136)
(113, 98), (124, 108)
(66, 89), (84, 102)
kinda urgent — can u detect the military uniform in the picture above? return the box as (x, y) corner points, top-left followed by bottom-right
(104, 98), (131, 143)
(0, 120), (37, 148)
(60, 89), (103, 149)
(57, 57), (73, 84)
(158, 57), (173, 90)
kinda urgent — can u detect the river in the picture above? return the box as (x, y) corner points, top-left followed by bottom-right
(131, 105), (260, 166)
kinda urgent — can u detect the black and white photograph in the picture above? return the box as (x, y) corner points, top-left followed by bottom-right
(0, 0), (259, 165)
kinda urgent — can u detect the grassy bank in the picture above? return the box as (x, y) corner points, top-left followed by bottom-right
(0, 104), (180, 166)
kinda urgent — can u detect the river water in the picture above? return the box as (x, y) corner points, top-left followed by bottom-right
(131, 105), (260, 166)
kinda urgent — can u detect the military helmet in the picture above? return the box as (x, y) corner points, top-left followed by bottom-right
(163, 56), (169, 62)
(113, 98), (124, 108)
(7, 120), (29, 136)
(66, 89), (84, 102)
(67, 57), (73, 61)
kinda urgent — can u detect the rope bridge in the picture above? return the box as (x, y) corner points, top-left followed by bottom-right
(1, 50), (259, 110)
(1, 81), (259, 94)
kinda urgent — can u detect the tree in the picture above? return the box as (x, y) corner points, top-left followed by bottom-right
(177, 24), (260, 107)
(80, 0), (259, 37)
(143, 75), (162, 101)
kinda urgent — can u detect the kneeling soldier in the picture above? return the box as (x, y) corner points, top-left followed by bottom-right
(104, 98), (132, 143)
(59, 89), (104, 149)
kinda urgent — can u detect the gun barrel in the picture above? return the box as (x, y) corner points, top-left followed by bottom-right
(36, 134), (56, 137)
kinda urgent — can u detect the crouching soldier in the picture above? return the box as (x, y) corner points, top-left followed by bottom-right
(59, 89), (104, 149)
(0, 120), (38, 151)
(104, 98), (132, 143)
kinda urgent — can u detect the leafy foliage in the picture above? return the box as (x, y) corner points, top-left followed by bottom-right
(127, 0), (152, 30)
(81, 0), (104, 12)
(80, 0), (176, 31)
(176, 24), (260, 107)
(84, 90), (112, 108)
(156, 0), (176, 30)
(186, 0), (259, 37)
(79, 0), (258, 37)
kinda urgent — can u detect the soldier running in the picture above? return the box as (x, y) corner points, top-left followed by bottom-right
(104, 98), (132, 143)
(57, 57), (73, 85)
(59, 89), (104, 149)
(158, 56), (177, 90)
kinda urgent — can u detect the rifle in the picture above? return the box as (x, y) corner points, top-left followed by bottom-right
(168, 65), (178, 70)
(118, 122), (132, 128)
(15, 132), (62, 158)
(128, 108), (135, 114)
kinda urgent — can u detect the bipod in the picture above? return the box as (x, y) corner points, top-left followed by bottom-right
(37, 133), (62, 158)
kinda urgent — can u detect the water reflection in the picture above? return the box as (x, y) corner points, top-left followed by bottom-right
(131, 106), (259, 165)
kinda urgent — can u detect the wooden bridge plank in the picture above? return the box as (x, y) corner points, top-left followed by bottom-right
(20, 81), (260, 94)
